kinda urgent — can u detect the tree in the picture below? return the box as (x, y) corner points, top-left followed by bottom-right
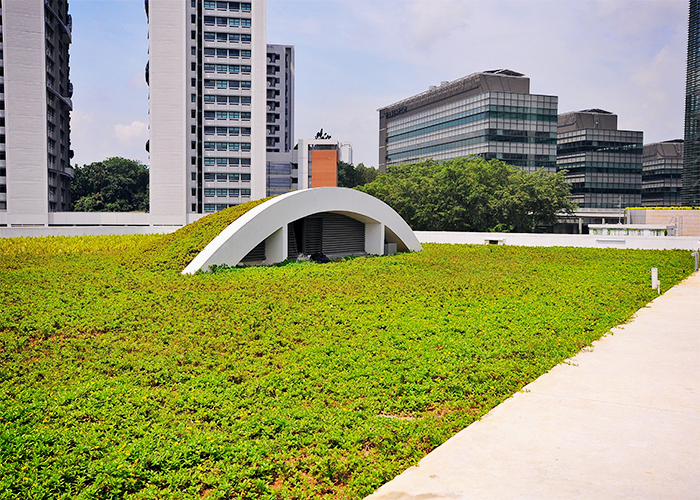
(357, 158), (576, 232)
(315, 128), (331, 140)
(337, 161), (379, 188)
(71, 157), (149, 212)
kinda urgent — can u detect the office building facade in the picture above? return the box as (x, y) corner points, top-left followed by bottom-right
(146, 0), (267, 225)
(557, 110), (643, 211)
(642, 140), (684, 207)
(378, 70), (558, 173)
(1, 0), (73, 224)
(683, 0), (700, 205)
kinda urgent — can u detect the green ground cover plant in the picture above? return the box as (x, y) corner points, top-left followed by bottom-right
(0, 208), (694, 499)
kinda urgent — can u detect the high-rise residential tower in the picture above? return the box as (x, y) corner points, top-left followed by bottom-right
(1, 0), (73, 224)
(146, 0), (267, 225)
(683, 0), (700, 205)
(378, 70), (558, 173)
(557, 109), (643, 211)
(265, 44), (293, 155)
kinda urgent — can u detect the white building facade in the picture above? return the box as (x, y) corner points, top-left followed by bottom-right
(146, 0), (267, 225)
(1, 0), (74, 227)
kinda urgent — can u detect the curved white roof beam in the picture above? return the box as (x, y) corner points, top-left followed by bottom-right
(182, 187), (422, 274)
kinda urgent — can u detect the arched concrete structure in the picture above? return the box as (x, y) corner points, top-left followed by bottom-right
(182, 187), (422, 274)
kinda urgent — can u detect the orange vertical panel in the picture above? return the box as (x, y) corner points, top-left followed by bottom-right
(311, 150), (338, 188)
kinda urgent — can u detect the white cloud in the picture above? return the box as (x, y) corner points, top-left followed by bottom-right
(114, 121), (148, 144)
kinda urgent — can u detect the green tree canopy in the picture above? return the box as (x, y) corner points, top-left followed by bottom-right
(71, 157), (149, 212)
(337, 161), (379, 188)
(357, 158), (576, 232)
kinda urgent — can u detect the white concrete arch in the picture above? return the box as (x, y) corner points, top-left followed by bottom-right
(182, 187), (423, 274)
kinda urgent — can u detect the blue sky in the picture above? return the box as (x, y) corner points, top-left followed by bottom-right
(69, 0), (688, 168)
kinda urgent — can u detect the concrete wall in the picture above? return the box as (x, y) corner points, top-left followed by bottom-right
(415, 231), (700, 251)
(627, 210), (700, 237)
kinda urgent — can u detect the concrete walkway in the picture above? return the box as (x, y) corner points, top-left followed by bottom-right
(367, 272), (700, 500)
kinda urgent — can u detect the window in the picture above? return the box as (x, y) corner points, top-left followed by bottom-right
(229, 18), (240, 27)
(241, 35), (251, 43)
(191, 141), (197, 150)
(229, 65), (240, 73)
(191, 157), (197, 165)
(192, 203), (197, 212)
(241, 65), (251, 73)
(192, 62), (197, 71)
(204, 95), (216, 103)
(229, 127), (240, 135)
(229, 159), (240, 166)
(217, 127), (228, 135)
(191, 46), (197, 55)
(217, 142), (228, 150)
(204, 204), (216, 212)
(217, 158), (228, 165)
(204, 16), (215, 25)
(204, 48), (216, 56)
(217, 17), (228, 26)
(217, 189), (228, 197)
(216, 80), (227, 88)
(204, 173), (216, 180)
(217, 204), (228, 211)
(191, 125), (197, 134)
(216, 111), (227, 120)
(241, 143), (251, 151)
(191, 78), (196, 87)
(229, 112), (240, 120)
(241, 189), (251, 196)
(241, 19), (251, 27)
(217, 49), (227, 58)
(192, 172), (197, 181)
(241, 158), (251, 166)
(204, 189), (215, 196)
(204, 1), (216, 8)
(192, 110), (197, 118)
(241, 50), (251, 58)
(204, 158), (215, 165)
(241, 81), (251, 89)
(241, 96), (251, 104)
(191, 30), (196, 40)
(229, 81), (240, 89)
(205, 111), (216, 119)
(204, 126), (215, 134)
(204, 32), (215, 41)
(241, 112), (251, 120)
(241, 127), (251, 135)
(229, 143), (240, 150)
(217, 1), (228, 8)
(229, 36), (240, 44)
(229, 173), (240, 181)
(229, 188), (240, 196)
(230, 2), (241, 10)
(217, 173), (227, 181)
(241, 3), (252, 11)
(204, 142), (215, 150)
(217, 65), (228, 73)
(217, 33), (228, 42)
(229, 96), (240, 104)
(204, 64), (216, 72)
(217, 95), (228, 104)
(204, 79), (215, 88)
(191, 94), (197, 103)
(241, 173), (251, 181)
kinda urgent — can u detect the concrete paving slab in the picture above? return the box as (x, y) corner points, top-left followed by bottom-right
(366, 272), (700, 500)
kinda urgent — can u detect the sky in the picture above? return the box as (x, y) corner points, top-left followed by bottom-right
(69, 0), (689, 168)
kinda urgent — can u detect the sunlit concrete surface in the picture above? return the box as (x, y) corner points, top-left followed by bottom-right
(367, 272), (700, 500)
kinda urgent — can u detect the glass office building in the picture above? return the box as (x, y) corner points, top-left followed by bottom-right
(642, 140), (684, 207)
(378, 70), (558, 173)
(557, 110), (643, 210)
(683, 0), (700, 205)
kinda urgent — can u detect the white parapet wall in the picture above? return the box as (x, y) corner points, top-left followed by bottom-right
(415, 231), (700, 251)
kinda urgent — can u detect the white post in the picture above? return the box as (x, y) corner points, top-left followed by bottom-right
(365, 222), (385, 256)
(651, 268), (658, 290)
(263, 225), (288, 265)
